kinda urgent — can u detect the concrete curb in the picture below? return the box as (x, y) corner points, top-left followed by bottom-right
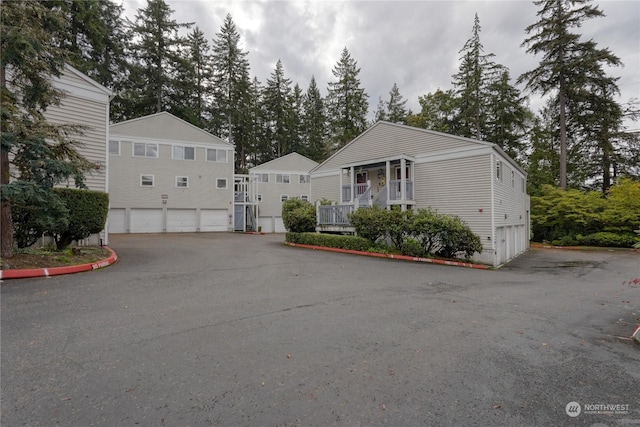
(285, 242), (490, 270)
(633, 325), (640, 345)
(245, 231), (266, 235)
(531, 243), (639, 252)
(0, 247), (118, 280)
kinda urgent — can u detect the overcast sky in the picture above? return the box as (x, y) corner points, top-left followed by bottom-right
(121, 0), (640, 128)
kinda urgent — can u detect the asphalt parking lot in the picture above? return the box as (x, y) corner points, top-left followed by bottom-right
(1, 233), (639, 426)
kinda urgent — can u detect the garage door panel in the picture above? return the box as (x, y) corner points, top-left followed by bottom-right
(108, 208), (126, 234)
(167, 209), (197, 232)
(201, 209), (227, 232)
(130, 209), (163, 233)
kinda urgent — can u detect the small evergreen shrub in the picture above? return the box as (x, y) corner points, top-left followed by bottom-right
(575, 232), (639, 248)
(282, 198), (316, 233)
(51, 188), (109, 249)
(347, 205), (388, 244)
(286, 232), (371, 251)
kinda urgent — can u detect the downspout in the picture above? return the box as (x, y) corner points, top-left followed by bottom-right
(104, 95), (112, 245)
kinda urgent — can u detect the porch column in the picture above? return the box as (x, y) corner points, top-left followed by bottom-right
(339, 169), (344, 203)
(350, 166), (355, 203)
(385, 160), (391, 205)
(400, 158), (407, 203)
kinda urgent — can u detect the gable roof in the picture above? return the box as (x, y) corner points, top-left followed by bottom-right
(250, 152), (318, 173)
(311, 121), (525, 176)
(110, 112), (232, 146)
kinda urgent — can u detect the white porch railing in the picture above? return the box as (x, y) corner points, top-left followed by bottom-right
(318, 204), (355, 225)
(389, 180), (413, 200)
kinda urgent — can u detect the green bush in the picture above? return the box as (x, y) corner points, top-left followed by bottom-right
(435, 214), (483, 259)
(282, 198), (316, 232)
(347, 205), (388, 244)
(384, 207), (413, 250)
(11, 185), (69, 249)
(400, 238), (426, 258)
(286, 232), (371, 251)
(575, 232), (639, 248)
(407, 208), (441, 254)
(51, 188), (109, 249)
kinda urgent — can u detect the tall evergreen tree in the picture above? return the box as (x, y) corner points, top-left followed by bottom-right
(263, 59), (293, 158)
(405, 89), (458, 133)
(119, 0), (192, 119)
(326, 47), (369, 150)
(452, 13), (500, 140)
(386, 83), (408, 124)
(210, 13), (252, 169)
(484, 68), (533, 162)
(302, 76), (328, 162)
(373, 96), (387, 123)
(171, 26), (213, 128)
(518, 0), (621, 189)
(289, 83), (304, 155)
(1, 1), (97, 258)
(246, 77), (268, 168)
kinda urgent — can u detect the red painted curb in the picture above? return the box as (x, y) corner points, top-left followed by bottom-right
(245, 231), (266, 235)
(531, 243), (638, 252)
(0, 247), (118, 280)
(285, 242), (490, 270)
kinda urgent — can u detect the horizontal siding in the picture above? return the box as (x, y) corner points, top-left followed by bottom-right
(316, 122), (480, 172)
(257, 181), (312, 217)
(310, 174), (340, 203)
(44, 94), (107, 192)
(493, 153), (528, 230)
(251, 153), (317, 172)
(414, 154), (493, 254)
(109, 142), (233, 213)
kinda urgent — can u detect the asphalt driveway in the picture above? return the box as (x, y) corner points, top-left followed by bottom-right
(2, 233), (639, 426)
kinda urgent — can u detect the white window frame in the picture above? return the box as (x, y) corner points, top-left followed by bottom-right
(176, 176), (189, 188)
(172, 145), (195, 161)
(133, 142), (158, 158)
(109, 140), (120, 156)
(207, 148), (228, 163)
(276, 174), (290, 184)
(252, 173), (269, 183)
(216, 178), (228, 189)
(140, 174), (155, 187)
(280, 194), (289, 202)
(299, 174), (310, 184)
(496, 160), (502, 181)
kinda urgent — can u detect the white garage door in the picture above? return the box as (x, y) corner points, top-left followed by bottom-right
(108, 208), (126, 234)
(130, 208), (163, 233)
(167, 209), (197, 232)
(258, 216), (286, 233)
(200, 209), (227, 232)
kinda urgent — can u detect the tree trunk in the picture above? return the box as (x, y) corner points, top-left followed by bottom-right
(558, 87), (568, 189)
(1, 63), (14, 258)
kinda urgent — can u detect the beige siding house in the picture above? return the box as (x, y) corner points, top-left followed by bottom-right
(311, 121), (529, 266)
(108, 112), (235, 234)
(249, 152), (318, 233)
(47, 65), (112, 244)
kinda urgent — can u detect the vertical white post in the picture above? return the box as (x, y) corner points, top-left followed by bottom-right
(385, 160), (391, 206)
(400, 158), (406, 204)
(350, 166), (355, 203)
(339, 169), (344, 203)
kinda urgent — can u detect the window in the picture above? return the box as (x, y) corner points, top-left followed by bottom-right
(141, 174), (154, 187)
(176, 176), (189, 188)
(133, 142), (158, 158)
(207, 148), (227, 163)
(109, 140), (120, 155)
(511, 171), (515, 188)
(496, 160), (502, 181)
(216, 178), (227, 189)
(256, 194), (263, 202)
(173, 145), (195, 160)
(276, 174), (290, 184)
(299, 174), (310, 184)
(252, 173), (269, 183)
(521, 176), (526, 192)
(300, 195), (309, 201)
(280, 194), (289, 202)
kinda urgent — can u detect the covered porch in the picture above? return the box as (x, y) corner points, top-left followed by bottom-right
(317, 155), (416, 231)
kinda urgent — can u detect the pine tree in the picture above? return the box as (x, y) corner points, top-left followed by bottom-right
(171, 26), (213, 128)
(289, 83), (304, 155)
(211, 13), (252, 169)
(406, 89), (458, 133)
(484, 68), (533, 162)
(518, 0), (621, 189)
(386, 83), (408, 124)
(1, 1), (97, 258)
(452, 13), (500, 140)
(302, 76), (328, 162)
(326, 48), (369, 150)
(263, 59), (293, 158)
(374, 96), (386, 123)
(120, 0), (192, 119)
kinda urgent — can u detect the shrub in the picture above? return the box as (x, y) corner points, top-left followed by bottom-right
(286, 232), (371, 251)
(435, 214), (483, 259)
(383, 207), (413, 250)
(348, 205), (387, 244)
(51, 188), (109, 250)
(407, 208), (441, 254)
(282, 198), (316, 232)
(400, 238), (426, 257)
(11, 185), (69, 248)
(575, 232), (639, 248)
